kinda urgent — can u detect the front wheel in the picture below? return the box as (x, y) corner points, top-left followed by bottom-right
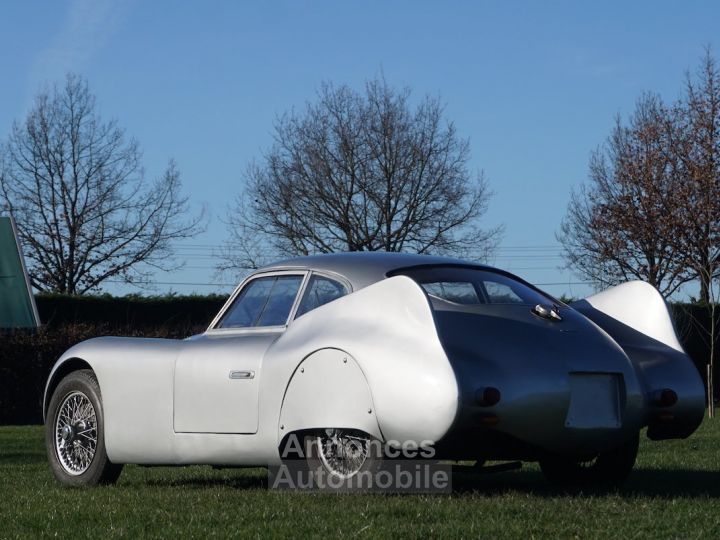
(539, 432), (639, 486)
(45, 369), (123, 486)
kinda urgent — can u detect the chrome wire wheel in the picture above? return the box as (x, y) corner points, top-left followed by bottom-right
(54, 391), (98, 475)
(316, 429), (371, 479)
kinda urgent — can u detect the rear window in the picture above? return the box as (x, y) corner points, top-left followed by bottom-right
(391, 266), (552, 306)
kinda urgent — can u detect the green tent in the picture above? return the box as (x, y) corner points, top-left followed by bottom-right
(0, 216), (40, 328)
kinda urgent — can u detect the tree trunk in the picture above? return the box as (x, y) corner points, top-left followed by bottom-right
(700, 276), (711, 304)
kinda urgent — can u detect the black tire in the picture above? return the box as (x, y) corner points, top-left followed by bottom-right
(304, 429), (382, 490)
(45, 369), (123, 487)
(539, 432), (639, 486)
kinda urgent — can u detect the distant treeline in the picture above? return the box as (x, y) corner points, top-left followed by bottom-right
(0, 294), (716, 426)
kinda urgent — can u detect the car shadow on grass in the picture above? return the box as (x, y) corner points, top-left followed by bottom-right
(138, 466), (720, 498)
(143, 470), (268, 490)
(452, 467), (720, 498)
(622, 468), (720, 498)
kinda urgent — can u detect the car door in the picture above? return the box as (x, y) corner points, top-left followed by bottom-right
(173, 272), (306, 434)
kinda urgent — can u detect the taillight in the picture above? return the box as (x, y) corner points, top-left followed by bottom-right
(475, 387), (501, 407)
(652, 388), (678, 407)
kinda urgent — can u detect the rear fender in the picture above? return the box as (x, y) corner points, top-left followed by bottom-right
(278, 348), (381, 442)
(571, 281), (705, 438)
(571, 281), (683, 352)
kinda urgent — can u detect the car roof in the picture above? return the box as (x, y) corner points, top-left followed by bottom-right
(257, 252), (496, 290)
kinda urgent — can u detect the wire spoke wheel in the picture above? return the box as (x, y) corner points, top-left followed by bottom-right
(54, 391), (98, 475)
(46, 370), (123, 486)
(316, 429), (371, 479)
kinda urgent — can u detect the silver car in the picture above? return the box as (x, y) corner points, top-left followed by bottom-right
(44, 252), (705, 487)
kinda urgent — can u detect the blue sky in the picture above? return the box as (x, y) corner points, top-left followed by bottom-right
(1, 1), (717, 298)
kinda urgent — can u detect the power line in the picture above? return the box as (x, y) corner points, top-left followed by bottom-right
(101, 242), (583, 292)
(105, 280), (236, 288)
(168, 242), (565, 252)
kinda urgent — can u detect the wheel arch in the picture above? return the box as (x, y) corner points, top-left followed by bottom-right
(43, 357), (94, 422)
(277, 348), (383, 450)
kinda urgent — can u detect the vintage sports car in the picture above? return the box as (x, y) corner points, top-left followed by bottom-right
(44, 252), (705, 487)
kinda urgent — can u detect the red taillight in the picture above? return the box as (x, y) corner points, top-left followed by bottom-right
(476, 387), (501, 407)
(653, 389), (678, 407)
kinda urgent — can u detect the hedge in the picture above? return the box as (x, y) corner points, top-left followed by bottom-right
(35, 293), (227, 329)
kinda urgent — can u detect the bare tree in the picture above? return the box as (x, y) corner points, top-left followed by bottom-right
(672, 49), (720, 304)
(672, 49), (720, 414)
(0, 74), (204, 294)
(221, 78), (502, 271)
(558, 93), (690, 297)
(560, 50), (720, 414)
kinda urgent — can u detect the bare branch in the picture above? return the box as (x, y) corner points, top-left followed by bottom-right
(558, 93), (692, 298)
(221, 77), (502, 278)
(0, 74), (205, 294)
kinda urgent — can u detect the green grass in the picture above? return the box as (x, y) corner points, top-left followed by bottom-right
(1, 422), (719, 538)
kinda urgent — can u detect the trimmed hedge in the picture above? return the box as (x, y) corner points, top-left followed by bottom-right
(35, 293), (227, 329)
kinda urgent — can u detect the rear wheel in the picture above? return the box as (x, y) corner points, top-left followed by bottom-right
(305, 429), (381, 489)
(539, 432), (639, 486)
(45, 369), (123, 486)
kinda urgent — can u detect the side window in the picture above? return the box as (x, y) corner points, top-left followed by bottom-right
(295, 275), (349, 318)
(217, 275), (303, 328)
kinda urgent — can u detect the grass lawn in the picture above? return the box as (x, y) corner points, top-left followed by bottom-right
(1, 422), (719, 538)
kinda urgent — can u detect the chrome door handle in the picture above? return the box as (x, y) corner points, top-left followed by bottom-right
(229, 370), (255, 380)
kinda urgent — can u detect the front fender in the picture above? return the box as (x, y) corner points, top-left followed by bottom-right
(43, 337), (115, 421)
(44, 336), (184, 463)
